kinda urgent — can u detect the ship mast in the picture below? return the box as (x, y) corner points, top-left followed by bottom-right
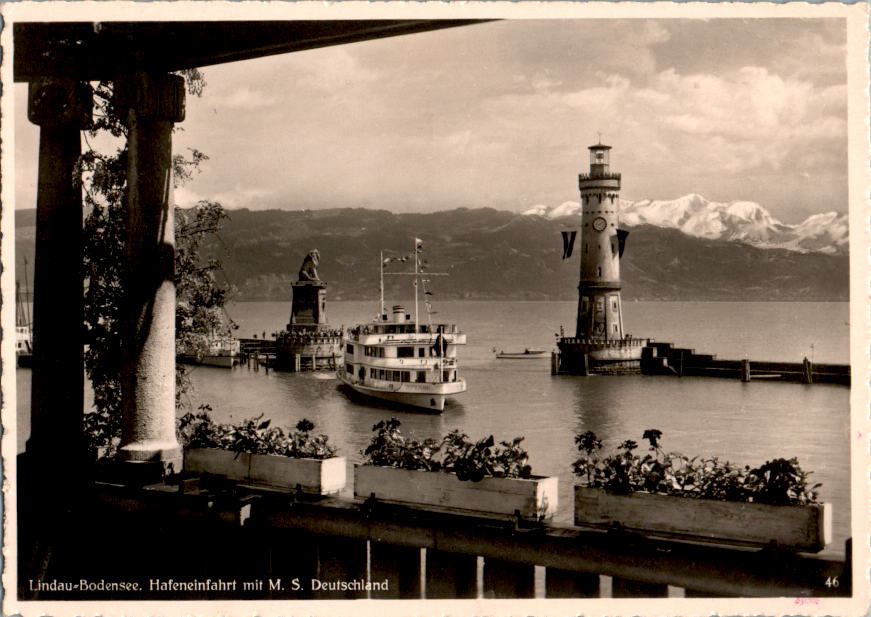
(379, 250), (385, 317)
(413, 238), (419, 334)
(382, 240), (446, 332)
(17, 257), (32, 330)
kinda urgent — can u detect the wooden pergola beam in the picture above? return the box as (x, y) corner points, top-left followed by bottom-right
(13, 20), (490, 81)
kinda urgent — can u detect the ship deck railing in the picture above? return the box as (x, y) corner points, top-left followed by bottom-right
(343, 376), (465, 391)
(349, 324), (463, 336)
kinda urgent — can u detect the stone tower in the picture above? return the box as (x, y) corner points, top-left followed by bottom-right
(556, 142), (645, 375)
(576, 143), (625, 340)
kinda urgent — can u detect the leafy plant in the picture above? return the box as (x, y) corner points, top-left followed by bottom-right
(177, 408), (336, 460)
(572, 429), (820, 505)
(363, 418), (441, 471)
(442, 431), (495, 482)
(362, 418), (533, 481)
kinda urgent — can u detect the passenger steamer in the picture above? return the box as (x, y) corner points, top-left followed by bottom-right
(338, 241), (466, 412)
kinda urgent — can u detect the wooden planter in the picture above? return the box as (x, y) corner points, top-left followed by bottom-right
(185, 448), (250, 481)
(184, 448), (346, 495)
(249, 453), (346, 494)
(574, 486), (831, 552)
(354, 464), (558, 520)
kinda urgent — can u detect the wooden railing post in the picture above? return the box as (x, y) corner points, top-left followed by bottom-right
(369, 542), (423, 599)
(482, 557), (535, 598)
(266, 529), (318, 599)
(545, 568), (600, 598)
(425, 549), (477, 598)
(313, 535), (368, 599)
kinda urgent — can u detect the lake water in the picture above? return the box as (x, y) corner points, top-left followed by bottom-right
(16, 301), (852, 554)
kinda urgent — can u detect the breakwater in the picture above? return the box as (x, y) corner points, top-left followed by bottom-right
(639, 341), (850, 386)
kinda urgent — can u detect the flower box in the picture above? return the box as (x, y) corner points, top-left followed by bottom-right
(354, 464), (558, 520)
(185, 448), (251, 481)
(184, 448), (346, 495)
(249, 453), (346, 494)
(574, 486), (831, 552)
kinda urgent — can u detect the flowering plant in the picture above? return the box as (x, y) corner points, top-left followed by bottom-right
(572, 429), (820, 505)
(362, 418), (533, 481)
(177, 406), (336, 459)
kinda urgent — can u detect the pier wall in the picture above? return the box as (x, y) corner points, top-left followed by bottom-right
(639, 342), (850, 386)
(237, 337), (341, 372)
(556, 338), (646, 375)
(554, 339), (850, 385)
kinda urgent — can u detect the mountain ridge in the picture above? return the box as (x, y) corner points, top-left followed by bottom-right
(523, 193), (848, 255)
(13, 206), (847, 303)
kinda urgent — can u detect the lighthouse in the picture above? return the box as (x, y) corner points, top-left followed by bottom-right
(556, 142), (645, 374)
(576, 143), (625, 340)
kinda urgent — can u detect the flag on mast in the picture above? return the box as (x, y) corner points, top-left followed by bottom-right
(415, 237), (423, 251)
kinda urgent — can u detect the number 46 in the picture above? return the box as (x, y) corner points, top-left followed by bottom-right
(825, 576), (840, 588)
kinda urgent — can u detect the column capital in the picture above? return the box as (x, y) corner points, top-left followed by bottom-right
(115, 72), (185, 122)
(27, 78), (92, 128)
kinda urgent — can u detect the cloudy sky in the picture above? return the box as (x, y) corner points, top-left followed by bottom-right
(14, 18), (847, 224)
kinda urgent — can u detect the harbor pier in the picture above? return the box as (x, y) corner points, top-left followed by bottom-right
(639, 341), (850, 386)
(554, 340), (850, 385)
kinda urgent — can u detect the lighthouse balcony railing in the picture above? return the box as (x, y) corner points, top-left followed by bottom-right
(559, 337), (648, 347)
(578, 171), (622, 182)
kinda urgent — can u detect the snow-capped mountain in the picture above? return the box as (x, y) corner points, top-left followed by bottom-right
(522, 193), (848, 255)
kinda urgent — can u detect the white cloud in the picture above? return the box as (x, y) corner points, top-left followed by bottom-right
(214, 86), (278, 110)
(479, 64), (843, 178)
(149, 20), (847, 222)
(210, 187), (275, 209)
(173, 186), (204, 208)
(174, 184), (275, 210)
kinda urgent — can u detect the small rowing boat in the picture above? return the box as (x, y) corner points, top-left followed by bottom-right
(494, 348), (548, 360)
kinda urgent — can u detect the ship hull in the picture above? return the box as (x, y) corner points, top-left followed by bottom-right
(337, 370), (464, 412)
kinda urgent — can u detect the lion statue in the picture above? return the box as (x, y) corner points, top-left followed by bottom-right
(298, 249), (321, 281)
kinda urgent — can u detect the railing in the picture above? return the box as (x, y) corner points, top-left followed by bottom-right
(347, 376), (465, 391)
(578, 172), (622, 182)
(80, 481), (851, 601)
(560, 337), (648, 347)
(349, 324), (463, 337)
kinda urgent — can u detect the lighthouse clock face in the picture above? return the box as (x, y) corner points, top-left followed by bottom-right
(592, 217), (607, 232)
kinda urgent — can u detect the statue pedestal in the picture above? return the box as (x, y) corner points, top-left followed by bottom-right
(288, 281), (327, 330)
(277, 279), (342, 371)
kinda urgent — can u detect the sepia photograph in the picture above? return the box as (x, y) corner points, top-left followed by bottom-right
(2, 2), (868, 616)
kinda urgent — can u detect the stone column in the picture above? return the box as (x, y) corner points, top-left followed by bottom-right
(114, 72), (185, 473)
(26, 78), (91, 470)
